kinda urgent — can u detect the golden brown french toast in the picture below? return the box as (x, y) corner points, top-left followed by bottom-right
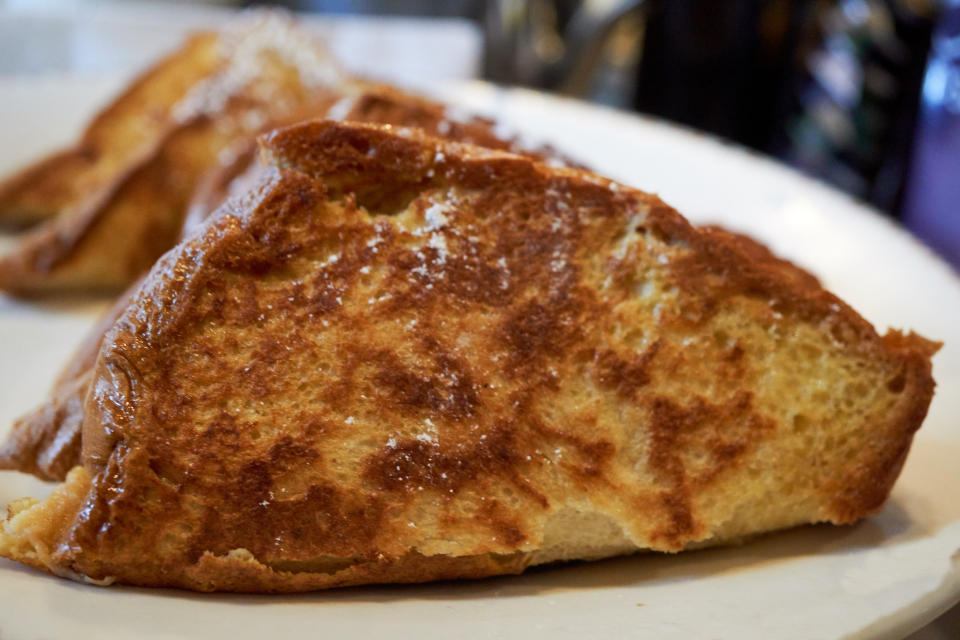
(0, 14), (348, 295)
(0, 33), (222, 229)
(0, 87), (581, 480)
(0, 122), (937, 592)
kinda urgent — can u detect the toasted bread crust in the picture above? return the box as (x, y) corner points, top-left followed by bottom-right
(827, 330), (937, 522)
(0, 123), (938, 591)
(0, 374), (88, 481)
(180, 86), (569, 239)
(0, 279), (143, 479)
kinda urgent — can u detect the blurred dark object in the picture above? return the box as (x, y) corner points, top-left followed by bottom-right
(281, 0), (479, 18)
(901, 1), (960, 269)
(636, 0), (936, 218)
(480, 0), (958, 267)
(295, 0), (647, 108)
(477, 0), (941, 224)
(483, 0), (645, 105)
(773, 0), (935, 215)
(635, 0), (804, 151)
(283, 0), (956, 266)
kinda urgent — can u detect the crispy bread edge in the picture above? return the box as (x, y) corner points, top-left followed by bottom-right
(0, 374), (88, 481)
(0, 461), (530, 591)
(0, 32), (220, 229)
(0, 279), (143, 479)
(826, 330), (939, 522)
(0, 119), (208, 295)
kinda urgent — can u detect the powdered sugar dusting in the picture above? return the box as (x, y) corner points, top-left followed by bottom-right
(423, 202), (450, 229)
(172, 11), (344, 123)
(428, 233), (448, 265)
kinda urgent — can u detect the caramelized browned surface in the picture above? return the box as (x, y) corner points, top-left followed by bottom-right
(0, 122), (936, 592)
(0, 278), (142, 480)
(0, 374), (88, 482)
(0, 85), (584, 479)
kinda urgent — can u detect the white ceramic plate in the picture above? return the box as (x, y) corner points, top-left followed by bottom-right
(0, 75), (958, 640)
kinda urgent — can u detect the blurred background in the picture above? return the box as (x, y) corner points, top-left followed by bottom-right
(0, 0), (957, 270)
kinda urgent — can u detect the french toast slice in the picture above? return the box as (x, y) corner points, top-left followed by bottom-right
(0, 122), (937, 592)
(0, 88), (579, 480)
(0, 33), (222, 229)
(0, 14), (348, 295)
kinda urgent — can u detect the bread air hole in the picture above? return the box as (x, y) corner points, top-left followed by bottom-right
(887, 373), (906, 393)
